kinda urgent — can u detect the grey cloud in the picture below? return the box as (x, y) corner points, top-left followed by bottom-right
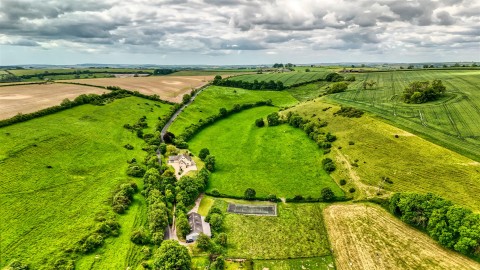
(436, 11), (456, 25)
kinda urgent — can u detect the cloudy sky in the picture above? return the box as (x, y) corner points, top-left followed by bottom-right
(0, 0), (479, 65)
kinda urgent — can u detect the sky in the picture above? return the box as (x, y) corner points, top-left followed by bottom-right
(0, 0), (479, 65)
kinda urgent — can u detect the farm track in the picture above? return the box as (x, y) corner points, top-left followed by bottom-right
(324, 204), (480, 270)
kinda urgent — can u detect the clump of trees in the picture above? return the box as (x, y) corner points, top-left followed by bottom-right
(402, 80), (446, 104)
(112, 182), (138, 214)
(389, 193), (480, 257)
(322, 158), (336, 173)
(255, 118), (265, 127)
(284, 112), (334, 154)
(153, 240), (191, 270)
(334, 106), (364, 118)
(325, 73), (344, 82)
(326, 82), (348, 94)
(267, 112), (281, 126)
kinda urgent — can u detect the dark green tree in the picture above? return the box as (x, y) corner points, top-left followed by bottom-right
(321, 187), (335, 202)
(244, 188), (256, 200)
(199, 148), (210, 160)
(153, 240), (191, 270)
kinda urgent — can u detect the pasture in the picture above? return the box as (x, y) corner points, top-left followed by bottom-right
(7, 68), (154, 76)
(64, 76), (213, 103)
(324, 203), (480, 270)
(253, 257), (335, 270)
(217, 200), (332, 259)
(328, 69), (480, 161)
(0, 83), (107, 120)
(0, 97), (172, 268)
(286, 100), (480, 211)
(168, 85), (298, 136)
(228, 71), (329, 87)
(188, 106), (344, 198)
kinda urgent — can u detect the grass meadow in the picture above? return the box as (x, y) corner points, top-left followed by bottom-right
(287, 100), (480, 211)
(221, 201), (332, 259)
(0, 97), (171, 268)
(328, 69), (480, 161)
(168, 85), (298, 135)
(253, 257), (335, 270)
(228, 71), (329, 87)
(188, 106), (344, 198)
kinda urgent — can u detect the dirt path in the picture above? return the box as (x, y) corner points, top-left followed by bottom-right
(333, 148), (378, 199)
(324, 203), (480, 270)
(188, 193), (204, 214)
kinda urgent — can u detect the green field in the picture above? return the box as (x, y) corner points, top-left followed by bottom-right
(228, 71), (329, 86)
(328, 69), (480, 161)
(0, 97), (171, 268)
(170, 69), (256, 76)
(7, 68), (155, 76)
(286, 100), (480, 211)
(168, 85), (298, 136)
(253, 257), (335, 270)
(188, 106), (344, 198)
(219, 200), (332, 259)
(287, 81), (331, 101)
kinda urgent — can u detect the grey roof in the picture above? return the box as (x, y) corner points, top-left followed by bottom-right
(168, 154), (193, 162)
(188, 212), (203, 234)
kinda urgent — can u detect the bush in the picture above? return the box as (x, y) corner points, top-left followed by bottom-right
(205, 155), (216, 172)
(199, 148), (210, 160)
(322, 158), (336, 173)
(211, 188), (220, 196)
(349, 188), (356, 193)
(255, 118), (265, 127)
(267, 112), (280, 126)
(325, 73), (344, 82)
(326, 82), (348, 94)
(124, 143), (134, 150)
(215, 233), (228, 247)
(196, 233), (211, 251)
(244, 188), (256, 200)
(266, 194), (278, 202)
(340, 179), (347, 185)
(127, 164), (146, 177)
(334, 106), (364, 118)
(348, 141), (355, 145)
(209, 213), (224, 232)
(80, 234), (104, 253)
(321, 187), (335, 202)
(131, 227), (151, 245)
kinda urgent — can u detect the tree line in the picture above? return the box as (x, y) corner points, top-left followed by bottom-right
(389, 193), (479, 257)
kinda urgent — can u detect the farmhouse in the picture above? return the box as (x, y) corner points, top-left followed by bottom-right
(167, 153), (197, 179)
(186, 212), (211, 243)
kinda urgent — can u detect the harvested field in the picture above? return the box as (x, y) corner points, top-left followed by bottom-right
(324, 203), (480, 270)
(65, 76), (214, 102)
(0, 83), (106, 120)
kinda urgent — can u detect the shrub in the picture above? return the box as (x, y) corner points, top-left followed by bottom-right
(348, 141), (355, 145)
(340, 179), (347, 185)
(209, 213), (224, 232)
(211, 256), (225, 270)
(196, 233), (211, 251)
(199, 148), (210, 160)
(215, 233), (228, 247)
(131, 227), (151, 245)
(124, 144), (134, 150)
(322, 158), (336, 173)
(266, 194), (278, 202)
(349, 188), (356, 193)
(80, 234), (104, 253)
(255, 118), (265, 127)
(205, 155), (216, 172)
(211, 188), (220, 196)
(267, 112), (280, 126)
(162, 131), (175, 144)
(127, 164), (145, 177)
(244, 188), (256, 200)
(334, 107), (364, 118)
(321, 187), (335, 202)
(326, 82), (348, 94)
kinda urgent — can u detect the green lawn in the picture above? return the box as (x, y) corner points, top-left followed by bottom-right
(188, 106), (343, 198)
(0, 97), (171, 268)
(222, 201), (332, 259)
(168, 85), (298, 136)
(328, 69), (480, 161)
